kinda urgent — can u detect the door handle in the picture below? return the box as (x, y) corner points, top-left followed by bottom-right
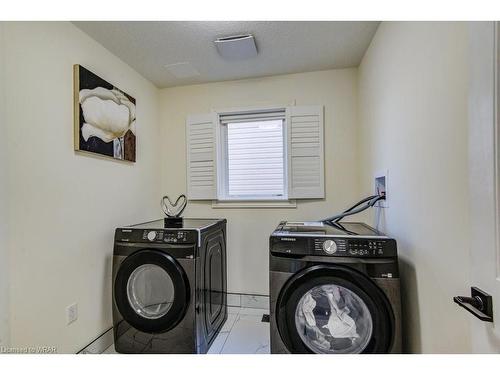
(453, 287), (493, 322)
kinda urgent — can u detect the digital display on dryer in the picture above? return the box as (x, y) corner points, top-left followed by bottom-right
(348, 239), (385, 256)
(163, 231), (188, 243)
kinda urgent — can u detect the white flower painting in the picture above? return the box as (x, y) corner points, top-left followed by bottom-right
(74, 65), (136, 162)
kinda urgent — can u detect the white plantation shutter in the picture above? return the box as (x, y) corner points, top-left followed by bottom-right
(286, 105), (325, 199)
(186, 113), (217, 200)
(219, 110), (285, 124)
(224, 118), (285, 198)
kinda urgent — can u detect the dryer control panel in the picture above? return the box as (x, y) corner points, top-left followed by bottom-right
(141, 230), (191, 244)
(115, 228), (198, 244)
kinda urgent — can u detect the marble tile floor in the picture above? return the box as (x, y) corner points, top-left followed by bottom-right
(102, 307), (270, 354)
(208, 307), (270, 354)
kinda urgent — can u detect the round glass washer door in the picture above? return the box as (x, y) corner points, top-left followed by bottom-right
(295, 284), (373, 354)
(126, 264), (175, 319)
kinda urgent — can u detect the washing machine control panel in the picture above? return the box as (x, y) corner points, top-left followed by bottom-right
(271, 236), (397, 257)
(314, 238), (396, 257)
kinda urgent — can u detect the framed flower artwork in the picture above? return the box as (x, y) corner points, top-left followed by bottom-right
(73, 65), (136, 162)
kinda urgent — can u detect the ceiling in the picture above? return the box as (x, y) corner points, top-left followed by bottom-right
(73, 21), (379, 88)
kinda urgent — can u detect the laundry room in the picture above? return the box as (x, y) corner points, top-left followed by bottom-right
(1, 1), (500, 373)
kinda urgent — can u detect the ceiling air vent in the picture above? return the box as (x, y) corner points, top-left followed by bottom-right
(214, 34), (258, 60)
(164, 62), (200, 79)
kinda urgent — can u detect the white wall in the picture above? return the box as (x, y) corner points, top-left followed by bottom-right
(3, 22), (162, 353)
(358, 22), (471, 353)
(0, 21), (10, 348)
(160, 69), (360, 295)
(467, 21), (500, 354)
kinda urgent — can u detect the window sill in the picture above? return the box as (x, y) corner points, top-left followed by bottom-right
(211, 200), (297, 209)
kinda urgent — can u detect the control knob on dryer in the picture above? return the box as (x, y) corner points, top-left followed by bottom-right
(147, 231), (157, 241)
(323, 240), (337, 254)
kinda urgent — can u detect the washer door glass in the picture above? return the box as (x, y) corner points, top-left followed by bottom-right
(295, 284), (373, 354)
(126, 264), (175, 319)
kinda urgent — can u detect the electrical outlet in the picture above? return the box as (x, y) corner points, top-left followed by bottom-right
(66, 303), (78, 325)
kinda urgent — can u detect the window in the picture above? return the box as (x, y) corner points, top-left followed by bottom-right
(186, 105), (325, 204)
(219, 110), (286, 201)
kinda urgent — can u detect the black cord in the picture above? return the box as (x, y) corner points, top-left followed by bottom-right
(322, 194), (385, 225)
(332, 195), (384, 223)
(322, 194), (378, 224)
(327, 221), (358, 235)
(340, 194), (379, 214)
(322, 197), (375, 223)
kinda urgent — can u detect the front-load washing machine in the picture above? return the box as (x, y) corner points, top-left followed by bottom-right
(270, 221), (402, 354)
(112, 218), (227, 353)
